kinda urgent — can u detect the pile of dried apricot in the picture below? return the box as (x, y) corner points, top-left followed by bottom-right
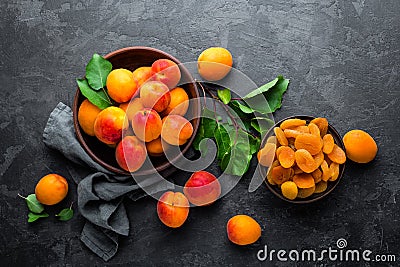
(257, 117), (346, 200)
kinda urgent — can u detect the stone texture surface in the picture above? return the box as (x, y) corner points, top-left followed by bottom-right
(1, 0), (399, 266)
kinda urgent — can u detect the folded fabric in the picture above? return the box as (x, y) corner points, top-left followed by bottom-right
(43, 102), (175, 261)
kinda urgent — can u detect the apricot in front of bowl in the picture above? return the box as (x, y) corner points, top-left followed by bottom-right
(227, 215), (261, 245)
(198, 47), (233, 81)
(78, 99), (101, 136)
(94, 106), (127, 145)
(157, 191), (189, 228)
(140, 81), (171, 113)
(343, 129), (377, 163)
(183, 171), (221, 206)
(106, 68), (138, 103)
(115, 136), (146, 172)
(161, 115), (193, 146)
(131, 108), (162, 142)
(35, 174), (68, 205)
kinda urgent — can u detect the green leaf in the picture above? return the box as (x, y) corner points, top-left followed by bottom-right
(217, 88), (231, 104)
(251, 117), (275, 135)
(193, 109), (217, 150)
(244, 76), (289, 114)
(231, 100), (253, 114)
(243, 77), (279, 99)
(248, 133), (261, 155)
(77, 78), (112, 110)
(25, 194), (44, 214)
(85, 53), (112, 90)
(56, 208), (74, 221)
(220, 139), (251, 176)
(28, 212), (49, 223)
(214, 123), (232, 160)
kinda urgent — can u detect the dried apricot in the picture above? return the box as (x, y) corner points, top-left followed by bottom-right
(292, 173), (315, 189)
(293, 165), (304, 174)
(294, 133), (323, 155)
(284, 126), (310, 139)
(322, 134), (335, 154)
(295, 149), (318, 173)
(257, 143), (276, 167)
(310, 117), (328, 137)
(280, 119), (306, 130)
(274, 127), (288, 146)
(271, 166), (292, 185)
(314, 181), (328, 193)
(321, 160), (332, 182)
(266, 160), (280, 185)
(329, 162), (340, 181)
(327, 144), (346, 164)
(308, 123), (320, 136)
(281, 181), (298, 200)
(266, 135), (277, 144)
(277, 146), (295, 168)
(313, 150), (324, 167)
(297, 185), (315, 198)
(311, 168), (322, 183)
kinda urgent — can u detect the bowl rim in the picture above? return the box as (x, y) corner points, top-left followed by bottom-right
(261, 115), (346, 204)
(72, 46), (201, 176)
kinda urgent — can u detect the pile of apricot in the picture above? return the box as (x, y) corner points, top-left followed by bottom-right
(258, 117), (346, 200)
(78, 59), (193, 172)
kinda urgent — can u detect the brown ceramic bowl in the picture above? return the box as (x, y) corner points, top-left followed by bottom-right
(261, 115), (346, 203)
(72, 47), (200, 176)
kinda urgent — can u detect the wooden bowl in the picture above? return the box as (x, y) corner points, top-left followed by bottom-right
(72, 47), (200, 176)
(261, 115), (346, 203)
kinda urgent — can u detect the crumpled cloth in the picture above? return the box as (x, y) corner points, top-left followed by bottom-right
(43, 102), (174, 261)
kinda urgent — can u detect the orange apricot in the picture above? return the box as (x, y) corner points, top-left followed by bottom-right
(308, 122), (321, 136)
(310, 117), (328, 137)
(343, 129), (377, 163)
(321, 160), (332, 182)
(277, 146), (295, 168)
(322, 134), (335, 154)
(271, 166), (292, 185)
(78, 99), (101, 136)
(311, 168), (322, 183)
(295, 149), (318, 173)
(292, 173), (315, 189)
(274, 127), (288, 146)
(280, 118), (306, 130)
(294, 133), (323, 155)
(161, 115), (193, 145)
(258, 143), (276, 167)
(162, 87), (189, 116)
(106, 68), (138, 103)
(327, 144), (346, 164)
(266, 160), (280, 185)
(131, 108), (162, 142)
(119, 98), (144, 122)
(313, 150), (325, 167)
(329, 162), (340, 181)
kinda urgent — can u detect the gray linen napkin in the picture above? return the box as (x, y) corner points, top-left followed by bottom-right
(43, 102), (174, 261)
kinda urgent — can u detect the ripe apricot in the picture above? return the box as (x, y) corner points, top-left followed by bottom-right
(183, 171), (221, 206)
(106, 68), (138, 103)
(146, 137), (167, 157)
(277, 146), (295, 168)
(94, 107), (127, 145)
(297, 185), (315, 198)
(162, 87), (189, 116)
(35, 174), (68, 205)
(119, 98), (144, 122)
(258, 143), (276, 167)
(322, 134), (335, 154)
(294, 133), (323, 155)
(132, 66), (154, 89)
(293, 173), (315, 189)
(343, 129), (377, 163)
(198, 47), (233, 81)
(115, 136), (147, 172)
(314, 181), (328, 194)
(295, 149), (318, 173)
(271, 166), (292, 185)
(227, 215), (261, 245)
(157, 191), (189, 228)
(152, 59), (181, 89)
(310, 117), (328, 137)
(274, 127), (288, 146)
(280, 118), (306, 130)
(161, 115), (193, 146)
(281, 181), (298, 200)
(132, 108), (162, 142)
(78, 99), (101, 136)
(327, 144), (346, 164)
(140, 81), (171, 113)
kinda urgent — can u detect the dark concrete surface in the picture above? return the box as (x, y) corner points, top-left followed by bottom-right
(1, 0), (400, 266)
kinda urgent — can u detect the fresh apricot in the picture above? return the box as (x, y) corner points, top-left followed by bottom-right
(227, 215), (261, 245)
(146, 137), (167, 157)
(115, 136), (147, 172)
(152, 59), (181, 89)
(119, 98), (144, 122)
(140, 81), (171, 113)
(78, 99), (101, 136)
(94, 107), (127, 145)
(35, 174), (68, 205)
(132, 66), (154, 89)
(161, 115), (193, 145)
(162, 87), (189, 116)
(106, 68), (137, 103)
(131, 108), (162, 142)
(183, 171), (221, 206)
(343, 129), (377, 163)
(157, 191), (189, 228)
(198, 47), (233, 81)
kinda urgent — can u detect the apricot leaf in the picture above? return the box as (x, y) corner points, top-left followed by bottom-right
(214, 123), (231, 160)
(217, 88), (231, 104)
(28, 212), (49, 223)
(193, 109), (217, 150)
(86, 53), (112, 90)
(77, 78), (112, 110)
(56, 207), (74, 221)
(19, 194), (44, 214)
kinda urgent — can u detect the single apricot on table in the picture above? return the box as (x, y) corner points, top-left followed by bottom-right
(183, 171), (221, 206)
(343, 129), (377, 163)
(197, 47), (233, 81)
(35, 174), (68, 205)
(106, 68), (138, 103)
(227, 215), (261, 245)
(78, 99), (101, 136)
(157, 191), (189, 228)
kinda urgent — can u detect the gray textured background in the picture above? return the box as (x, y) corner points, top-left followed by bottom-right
(1, 0), (399, 266)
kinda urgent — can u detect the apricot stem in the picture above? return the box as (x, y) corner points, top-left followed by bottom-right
(17, 193), (26, 199)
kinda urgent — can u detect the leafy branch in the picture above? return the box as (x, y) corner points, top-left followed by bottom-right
(193, 76), (289, 176)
